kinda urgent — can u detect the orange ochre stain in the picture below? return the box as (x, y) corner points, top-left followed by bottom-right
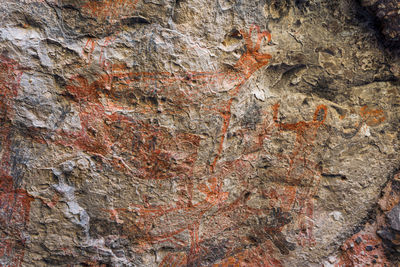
(81, 0), (139, 22)
(359, 105), (385, 126)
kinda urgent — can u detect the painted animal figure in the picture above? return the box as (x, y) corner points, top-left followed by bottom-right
(32, 26), (272, 266)
(38, 25), (272, 180)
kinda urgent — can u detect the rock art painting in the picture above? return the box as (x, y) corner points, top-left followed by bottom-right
(1, 0), (400, 266)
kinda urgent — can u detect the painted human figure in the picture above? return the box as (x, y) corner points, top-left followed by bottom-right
(272, 102), (327, 246)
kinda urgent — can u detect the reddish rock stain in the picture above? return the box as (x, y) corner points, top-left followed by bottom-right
(0, 55), (33, 266)
(359, 105), (385, 126)
(335, 223), (390, 267)
(81, 0), (140, 22)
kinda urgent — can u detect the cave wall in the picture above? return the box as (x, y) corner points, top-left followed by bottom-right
(0, 0), (399, 266)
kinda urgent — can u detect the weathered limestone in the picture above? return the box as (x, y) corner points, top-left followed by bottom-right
(0, 0), (399, 266)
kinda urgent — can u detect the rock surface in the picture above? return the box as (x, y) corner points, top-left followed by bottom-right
(361, 0), (400, 44)
(0, 0), (399, 266)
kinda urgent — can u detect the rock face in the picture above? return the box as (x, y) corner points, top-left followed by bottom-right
(360, 0), (400, 44)
(0, 0), (399, 266)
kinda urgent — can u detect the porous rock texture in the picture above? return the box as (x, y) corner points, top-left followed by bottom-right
(0, 0), (399, 266)
(360, 0), (400, 44)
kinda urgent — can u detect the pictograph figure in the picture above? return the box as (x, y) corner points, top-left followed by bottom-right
(28, 26), (274, 265)
(271, 102), (327, 246)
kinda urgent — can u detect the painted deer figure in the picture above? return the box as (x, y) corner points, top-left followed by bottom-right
(37, 25), (272, 179)
(30, 25), (272, 265)
(209, 24), (272, 171)
(234, 25), (272, 80)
